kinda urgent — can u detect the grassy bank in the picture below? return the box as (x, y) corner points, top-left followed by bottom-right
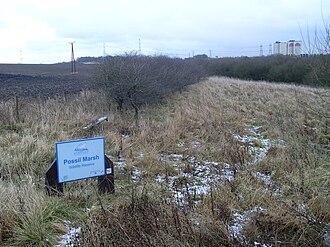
(0, 77), (329, 246)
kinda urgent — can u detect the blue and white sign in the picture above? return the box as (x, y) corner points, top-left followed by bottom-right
(56, 137), (105, 183)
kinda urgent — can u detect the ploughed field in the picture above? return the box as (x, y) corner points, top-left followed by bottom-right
(0, 63), (98, 100)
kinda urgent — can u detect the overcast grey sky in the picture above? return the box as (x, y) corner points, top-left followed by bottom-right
(0, 0), (329, 63)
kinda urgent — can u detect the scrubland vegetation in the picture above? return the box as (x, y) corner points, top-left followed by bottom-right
(206, 55), (329, 86)
(0, 68), (329, 246)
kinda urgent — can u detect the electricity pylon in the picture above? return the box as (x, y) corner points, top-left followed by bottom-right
(69, 41), (76, 73)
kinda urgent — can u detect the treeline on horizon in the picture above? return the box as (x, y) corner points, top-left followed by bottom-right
(78, 54), (330, 87)
(206, 54), (330, 87)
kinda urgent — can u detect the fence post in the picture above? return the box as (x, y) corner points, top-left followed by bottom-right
(15, 96), (20, 122)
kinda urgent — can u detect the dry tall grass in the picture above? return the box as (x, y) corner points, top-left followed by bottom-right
(0, 77), (329, 246)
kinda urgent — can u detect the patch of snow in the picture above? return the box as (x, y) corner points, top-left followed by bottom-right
(234, 126), (272, 164)
(188, 155), (198, 163)
(228, 212), (245, 239)
(137, 153), (144, 159)
(228, 207), (267, 241)
(249, 126), (263, 135)
(113, 161), (127, 170)
(155, 157), (236, 206)
(176, 141), (201, 148)
(191, 141), (201, 148)
(168, 153), (183, 161)
(250, 140), (271, 164)
(254, 241), (272, 247)
(122, 134), (130, 139)
(155, 174), (165, 183)
(131, 167), (141, 181)
(254, 172), (273, 185)
(177, 141), (185, 147)
(297, 203), (309, 214)
(55, 221), (81, 247)
(160, 153), (183, 162)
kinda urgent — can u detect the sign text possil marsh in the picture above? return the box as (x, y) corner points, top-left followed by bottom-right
(56, 137), (105, 183)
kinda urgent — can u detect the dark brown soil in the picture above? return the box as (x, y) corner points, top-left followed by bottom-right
(0, 63), (98, 101)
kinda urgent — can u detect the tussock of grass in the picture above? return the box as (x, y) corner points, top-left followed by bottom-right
(0, 181), (72, 246)
(0, 77), (329, 246)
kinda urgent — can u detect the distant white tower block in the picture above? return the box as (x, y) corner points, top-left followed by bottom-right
(273, 40), (302, 56)
(287, 40), (302, 56)
(273, 41), (288, 55)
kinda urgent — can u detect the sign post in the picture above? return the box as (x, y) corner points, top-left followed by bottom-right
(45, 137), (114, 195)
(56, 137), (105, 183)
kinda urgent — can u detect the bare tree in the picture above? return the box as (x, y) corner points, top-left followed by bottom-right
(298, 12), (330, 137)
(300, 12), (330, 86)
(96, 53), (205, 126)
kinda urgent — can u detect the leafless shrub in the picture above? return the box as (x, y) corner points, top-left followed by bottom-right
(96, 53), (205, 126)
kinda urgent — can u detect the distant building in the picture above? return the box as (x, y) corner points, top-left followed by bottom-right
(287, 40), (302, 56)
(193, 54), (209, 60)
(273, 40), (302, 56)
(273, 41), (288, 55)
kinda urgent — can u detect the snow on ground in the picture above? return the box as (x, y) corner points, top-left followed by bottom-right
(157, 126), (279, 206)
(108, 125), (285, 243)
(55, 221), (81, 247)
(254, 241), (273, 247)
(127, 125), (279, 207)
(234, 126), (271, 164)
(254, 172), (273, 185)
(113, 160), (127, 170)
(176, 141), (201, 148)
(55, 126), (286, 246)
(131, 166), (142, 181)
(156, 154), (235, 206)
(228, 207), (267, 241)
